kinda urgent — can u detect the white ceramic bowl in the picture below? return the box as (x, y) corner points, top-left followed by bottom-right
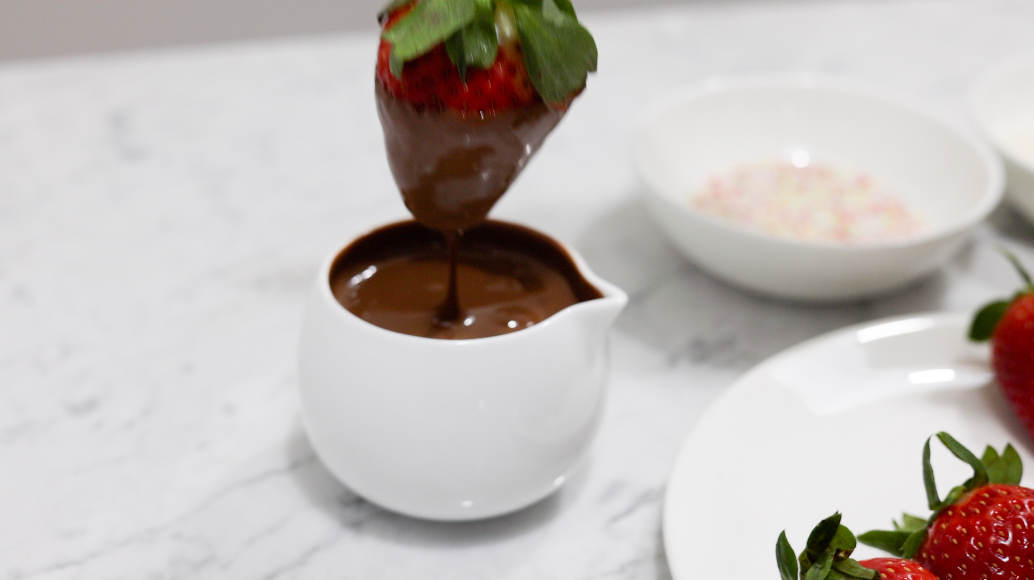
(297, 220), (627, 521)
(971, 56), (1034, 224)
(632, 76), (1003, 301)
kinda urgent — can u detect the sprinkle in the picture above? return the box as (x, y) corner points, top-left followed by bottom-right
(689, 160), (923, 244)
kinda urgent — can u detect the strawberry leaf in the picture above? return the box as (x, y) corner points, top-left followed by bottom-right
(936, 432), (988, 490)
(791, 516), (880, 580)
(512, 4), (597, 103)
(922, 436), (941, 510)
(509, 0), (577, 17)
(923, 433), (989, 512)
(900, 529), (927, 560)
(829, 525), (857, 551)
(919, 432), (999, 521)
(805, 546), (835, 580)
(894, 514), (927, 533)
(982, 444), (1000, 465)
(383, 0), (480, 62)
(1001, 443), (1023, 484)
(445, 9), (498, 80)
(1003, 248), (1034, 289)
(857, 530), (910, 557)
(832, 559), (878, 580)
(984, 443), (1023, 485)
(969, 300), (1009, 341)
(389, 49), (404, 78)
(776, 531), (798, 580)
(805, 513), (842, 558)
(543, 0), (577, 19)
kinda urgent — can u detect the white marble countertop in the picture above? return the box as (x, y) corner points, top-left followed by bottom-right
(5, 0), (1034, 578)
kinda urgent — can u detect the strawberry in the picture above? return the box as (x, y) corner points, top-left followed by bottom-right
(376, 42), (537, 114)
(860, 432), (1034, 580)
(776, 513), (937, 580)
(970, 252), (1034, 443)
(856, 558), (939, 580)
(375, 0), (597, 115)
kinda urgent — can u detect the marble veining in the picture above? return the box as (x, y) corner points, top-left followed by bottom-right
(5, 0), (1034, 578)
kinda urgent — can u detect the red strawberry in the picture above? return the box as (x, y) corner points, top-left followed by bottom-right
(970, 252), (1034, 443)
(917, 484), (1034, 577)
(376, 41), (536, 114)
(777, 513), (936, 580)
(375, 0), (596, 115)
(857, 558), (938, 580)
(860, 432), (1034, 580)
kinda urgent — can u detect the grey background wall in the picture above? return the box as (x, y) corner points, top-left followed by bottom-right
(0, 0), (713, 62)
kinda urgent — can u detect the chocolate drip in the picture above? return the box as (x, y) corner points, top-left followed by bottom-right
(434, 229), (462, 325)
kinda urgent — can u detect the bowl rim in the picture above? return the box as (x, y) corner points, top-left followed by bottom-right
(631, 72), (1005, 252)
(969, 53), (1034, 177)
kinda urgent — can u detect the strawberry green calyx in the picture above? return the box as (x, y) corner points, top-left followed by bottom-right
(776, 513), (878, 580)
(379, 0), (597, 104)
(969, 250), (1034, 341)
(445, 7), (498, 79)
(857, 432), (1024, 558)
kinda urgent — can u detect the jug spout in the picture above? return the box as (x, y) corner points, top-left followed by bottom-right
(570, 279), (628, 336)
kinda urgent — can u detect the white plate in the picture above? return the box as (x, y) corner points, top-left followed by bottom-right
(663, 312), (1034, 580)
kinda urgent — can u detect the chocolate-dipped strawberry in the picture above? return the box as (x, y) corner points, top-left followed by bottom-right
(374, 0), (596, 322)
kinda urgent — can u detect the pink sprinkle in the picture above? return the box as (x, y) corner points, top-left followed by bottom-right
(689, 160), (923, 244)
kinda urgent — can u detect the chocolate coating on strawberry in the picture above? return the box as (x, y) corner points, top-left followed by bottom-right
(376, 82), (563, 231)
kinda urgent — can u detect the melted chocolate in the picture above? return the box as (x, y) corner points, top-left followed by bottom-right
(330, 221), (602, 340)
(376, 83), (565, 233)
(373, 82), (577, 334)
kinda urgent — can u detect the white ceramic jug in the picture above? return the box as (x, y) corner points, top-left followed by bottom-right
(297, 221), (626, 521)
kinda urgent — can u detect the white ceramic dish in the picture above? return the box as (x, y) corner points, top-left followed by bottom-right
(632, 76), (1003, 301)
(970, 56), (1034, 224)
(662, 312), (1033, 580)
(297, 220), (627, 521)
